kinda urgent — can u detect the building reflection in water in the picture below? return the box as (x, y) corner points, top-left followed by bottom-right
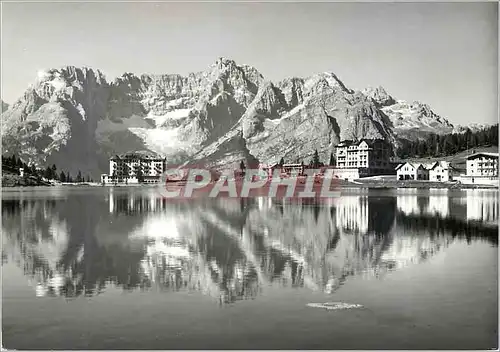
(428, 188), (450, 218)
(1, 187), (498, 304)
(335, 196), (369, 234)
(465, 189), (498, 224)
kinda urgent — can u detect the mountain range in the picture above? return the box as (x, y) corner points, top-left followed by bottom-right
(1, 57), (489, 178)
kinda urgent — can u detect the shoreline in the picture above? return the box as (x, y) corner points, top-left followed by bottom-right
(2, 178), (497, 191)
(340, 180), (498, 189)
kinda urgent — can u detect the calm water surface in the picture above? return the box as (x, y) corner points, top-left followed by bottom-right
(2, 187), (498, 349)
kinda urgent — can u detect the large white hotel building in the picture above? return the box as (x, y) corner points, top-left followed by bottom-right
(101, 151), (167, 184)
(334, 139), (395, 180)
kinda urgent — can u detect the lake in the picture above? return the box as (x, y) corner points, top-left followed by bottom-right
(1, 186), (498, 350)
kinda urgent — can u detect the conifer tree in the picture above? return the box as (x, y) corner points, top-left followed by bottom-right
(329, 152), (335, 166)
(312, 149), (320, 168)
(76, 171), (83, 183)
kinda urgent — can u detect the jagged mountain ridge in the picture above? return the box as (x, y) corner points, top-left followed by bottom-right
(1, 58), (473, 177)
(362, 86), (455, 139)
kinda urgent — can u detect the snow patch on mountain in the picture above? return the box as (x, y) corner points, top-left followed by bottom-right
(266, 103), (306, 125)
(76, 103), (86, 119)
(453, 123), (491, 134)
(379, 99), (454, 139)
(37, 69), (52, 81)
(146, 108), (192, 127)
(128, 127), (195, 156)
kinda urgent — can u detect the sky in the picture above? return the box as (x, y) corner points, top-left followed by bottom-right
(1, 1), (498, 125)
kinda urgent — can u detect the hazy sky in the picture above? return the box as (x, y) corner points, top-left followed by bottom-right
(1, 1), (498, 125)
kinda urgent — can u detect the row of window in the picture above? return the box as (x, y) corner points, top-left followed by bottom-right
(469, 170), (497, 175)
(472, 163), (497, 168)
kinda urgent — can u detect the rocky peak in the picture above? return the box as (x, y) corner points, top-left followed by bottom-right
(303, 72), (352, 100)
(29, 66), (108, 107)
(203, 57), (264, 106)
(362, 86), (395, 107)
(210, 57), (238, 70)
(412, 101), (435, 116)
(1, 100), (10, 113)
(2, 65), (111, 178)
(115, 72), (143, 87)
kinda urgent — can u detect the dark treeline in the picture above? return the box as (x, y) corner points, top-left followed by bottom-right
(275, 149), (336, 168)
(1, 154), (93, 183)
(396, 124), (498, 159)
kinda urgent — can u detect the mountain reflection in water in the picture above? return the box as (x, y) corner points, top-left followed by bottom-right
(1, 188), (498, 304)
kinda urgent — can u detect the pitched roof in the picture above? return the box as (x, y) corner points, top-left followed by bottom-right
(395, 161), (421, 170)
(358, 138), (386, 147)
(425, 162), (438, 170)
(427, 161), (450, 170)
(466, 152), (499, 160)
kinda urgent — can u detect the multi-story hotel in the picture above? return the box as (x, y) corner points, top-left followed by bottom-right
(466, 152), (498, 177)
(454, 152), (499, 185)
(101, 151), (167, 184)
(334, 139), (394, 180)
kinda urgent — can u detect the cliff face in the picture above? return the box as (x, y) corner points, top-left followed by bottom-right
(241, 76), (396, 164)
(2, 58), (467, 176)
(97, 58), (264, 169)
(2, 67), (109, 176)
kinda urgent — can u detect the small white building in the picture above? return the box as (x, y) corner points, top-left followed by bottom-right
(428, 161), (453, 182)
(396, 162), (429, 180)
(282, 163), (304, 176)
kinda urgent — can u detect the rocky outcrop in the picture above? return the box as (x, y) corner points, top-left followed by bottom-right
(2, 67), (109, 176)
(1, 100), (9, 112)
(362, 86), (396, 107)
(2, 58), (474, 177)
(242, 77), (395, 164)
